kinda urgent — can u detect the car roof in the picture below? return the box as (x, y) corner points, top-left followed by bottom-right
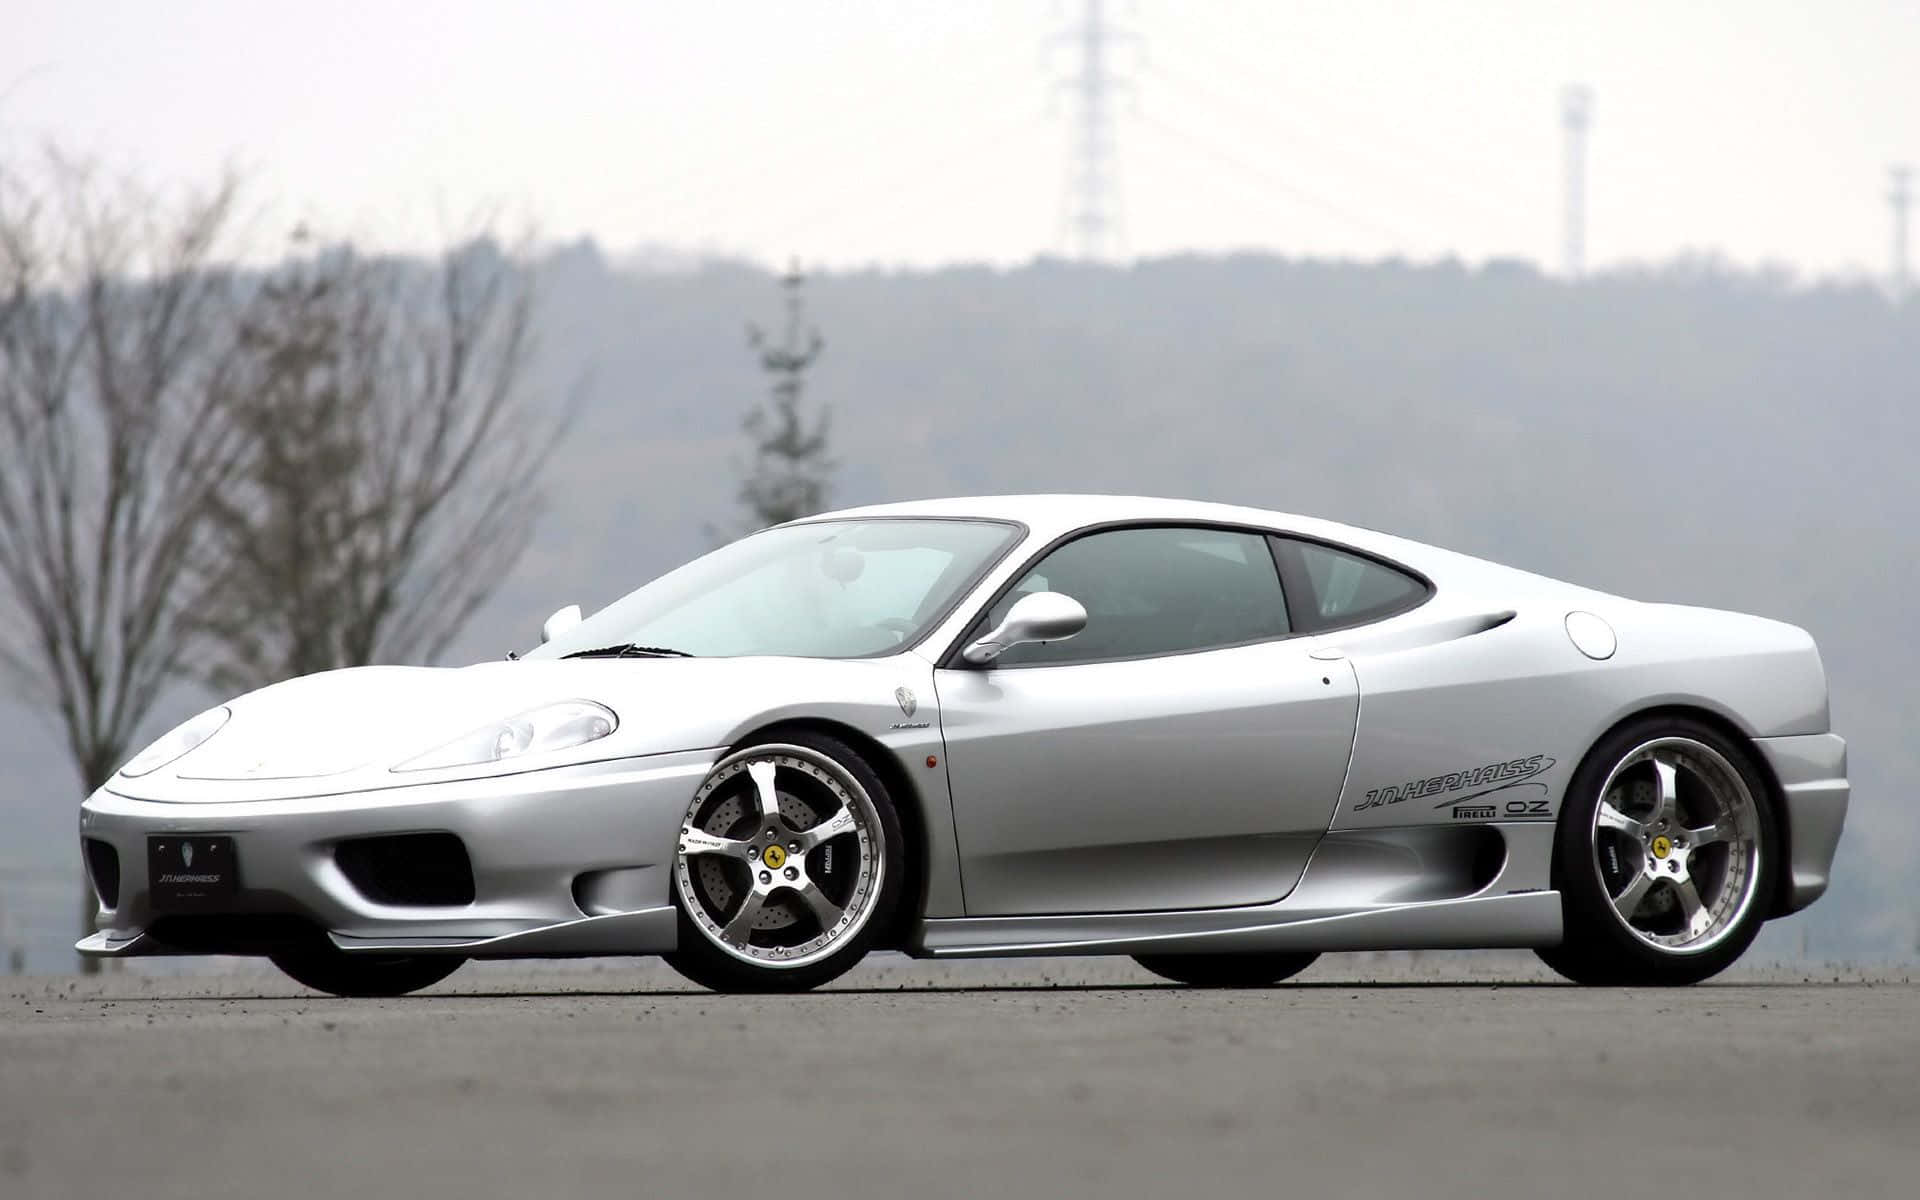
(813, 493), (1440, 566)
(807, 493), (1614, 607)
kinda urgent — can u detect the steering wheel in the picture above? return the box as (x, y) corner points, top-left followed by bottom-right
(871, 617), (918, 643)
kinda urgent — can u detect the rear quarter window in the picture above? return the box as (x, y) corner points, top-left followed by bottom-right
(1276, 538), (1429, 631)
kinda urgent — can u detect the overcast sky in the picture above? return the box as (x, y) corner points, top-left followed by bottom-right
(5, 0), (1916, 276)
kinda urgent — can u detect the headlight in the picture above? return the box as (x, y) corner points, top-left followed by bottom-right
(120, 707), (231, 778)
(392, 701), (617, 773)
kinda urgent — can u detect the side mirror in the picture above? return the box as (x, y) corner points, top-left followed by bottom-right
(541, 604), (583, 645)
(962, 591), (1088, 665)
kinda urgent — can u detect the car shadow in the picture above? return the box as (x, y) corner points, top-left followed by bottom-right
(67, 976), (1866, 1003)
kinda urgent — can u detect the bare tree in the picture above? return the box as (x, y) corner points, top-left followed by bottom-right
(0, 156), (242, 788)
(736, 259), (831, 529)
(0, 154), (244, 960)
(189, 234), (559, 692)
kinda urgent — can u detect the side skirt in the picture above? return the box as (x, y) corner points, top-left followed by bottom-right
(915, 821), (1562, 958)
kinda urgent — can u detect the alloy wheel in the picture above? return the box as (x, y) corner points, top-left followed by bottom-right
(1589, 737), (1764, 955)
(673, 744), (884, 969)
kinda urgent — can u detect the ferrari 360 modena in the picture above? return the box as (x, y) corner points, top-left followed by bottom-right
(78, 496), (1848, 994)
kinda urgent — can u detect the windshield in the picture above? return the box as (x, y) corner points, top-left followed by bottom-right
(525, 518), (1021, 660)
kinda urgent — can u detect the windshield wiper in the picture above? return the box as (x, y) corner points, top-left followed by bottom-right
(561, 643), (696, 660)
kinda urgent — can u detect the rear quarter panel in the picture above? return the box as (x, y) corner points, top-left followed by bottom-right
(1329, 593), (1829, 832)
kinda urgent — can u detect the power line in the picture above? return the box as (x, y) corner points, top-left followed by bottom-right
(1561, 85), (1593, 278)
(1048, 1), (1138, 261)
(1141, 48), (1535, 249)
(1146, 34), (1539, 235)
(659, 47), (1044, 258)
(1134, 109), (1410, 250)
(757, 103), (1043, 257)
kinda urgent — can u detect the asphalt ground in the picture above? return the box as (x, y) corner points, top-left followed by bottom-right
(2, 954), (1915, 1200)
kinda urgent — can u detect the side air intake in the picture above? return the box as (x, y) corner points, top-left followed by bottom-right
(334, 833), (476, 907)
(83, 839), (121, 909)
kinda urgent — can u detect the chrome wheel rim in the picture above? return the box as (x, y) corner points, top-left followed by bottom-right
(1590, 737), (1762, 955)
(674, 744), (882, 969)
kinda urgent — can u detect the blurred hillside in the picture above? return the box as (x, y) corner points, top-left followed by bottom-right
(4, 248), (1914, 969)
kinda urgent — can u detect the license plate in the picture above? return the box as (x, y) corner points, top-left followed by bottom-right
(148, 836), (238, 909)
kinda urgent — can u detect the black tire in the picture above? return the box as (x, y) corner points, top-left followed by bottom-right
(1537, 715), (1777, 986)
(269, 946), (465, 997)
(1132, 951), (1319, 987)
(664, 731), (905, 993)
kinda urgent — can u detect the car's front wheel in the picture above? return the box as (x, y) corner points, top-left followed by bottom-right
(664, 732), (904, 993)
(1537, 716), (1776, 986)
(269, 946), (465, 997)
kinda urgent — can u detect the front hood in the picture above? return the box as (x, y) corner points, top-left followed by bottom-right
(109, 653), (929, 802)
(178, 663), (582, 781)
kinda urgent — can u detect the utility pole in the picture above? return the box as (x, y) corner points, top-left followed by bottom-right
(1050, 0), (1136, 262)
(1891, 165), (1913, 300)
(1561, 85), (1593, 278)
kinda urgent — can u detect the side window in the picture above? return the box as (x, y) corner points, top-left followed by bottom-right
(979, 527), (1290, 666)
(1280, 539), (1427, 630)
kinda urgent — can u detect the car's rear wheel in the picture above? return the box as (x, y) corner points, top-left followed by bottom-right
(269, 946), (465, 997)
(1538, 716), (1776, 986)
(664, 733), (904, 993)
(1132, 951), (1319, 987)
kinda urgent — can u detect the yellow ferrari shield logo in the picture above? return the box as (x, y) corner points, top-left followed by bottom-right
(763, 844), (788, 870)
(1650, 835), (1672, 860)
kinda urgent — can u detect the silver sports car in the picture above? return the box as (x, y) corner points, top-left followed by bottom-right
(77, 495), (1848, 994)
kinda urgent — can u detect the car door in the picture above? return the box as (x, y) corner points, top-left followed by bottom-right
(932, 525), (1360, 916)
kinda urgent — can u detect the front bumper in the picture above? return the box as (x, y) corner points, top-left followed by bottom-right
(1752, 732), (1849, 915)
(76, 748), (719, 958)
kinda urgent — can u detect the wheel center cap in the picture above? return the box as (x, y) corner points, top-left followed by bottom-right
(1650, 835), (1672, 860)
(763, 844), (788, 870)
